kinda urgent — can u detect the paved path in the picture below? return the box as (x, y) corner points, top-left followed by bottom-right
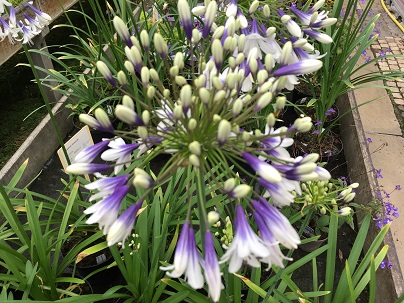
(355, 0), (404, 279)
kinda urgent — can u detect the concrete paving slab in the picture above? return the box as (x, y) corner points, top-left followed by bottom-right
(364, 132), (404, 273)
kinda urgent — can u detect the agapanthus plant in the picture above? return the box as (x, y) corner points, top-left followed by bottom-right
(65, 0), (337, 300)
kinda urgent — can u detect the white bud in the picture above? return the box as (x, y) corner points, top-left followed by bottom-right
(189, 154), (200, 167)
(249, 0), (259, 14)
(173, 105), (183, 119)
(224, 178), (236, 192)
(147, 86), (155, 99)
(189, 141), (201, 156)
(192, 28), (202, 43)
(276, 96), (287, 111)
(238, 34), (246, 52)
(140, 30), (149, 49)
(214, 90), (226, 103)
(124, 61), (135, 75)
(192, 5), (206, 16)
(174, 52), (184, 69)
(188, 118), (197, 131)
(141, 67), (149, 85)
(142, 110), (150, 125)
(267, 113), (276, 127)
(217, 119), (231, 145)
(122, 95), (134, 110)
(180, 85), (192, 108)
(207, 211), (220, 225)
(263, 5), (270, 18)
(137, 126), (148, 139)
(175, 76), (188, 86)
(199, 88), (211, 104)
(232, 184), (251, 198)
(212, 25), (224, 39)
(338, 207), (352, 216)
(257, 70), (268, 84)
(256, 92), (273, 110)
(349, 183), (359, 189)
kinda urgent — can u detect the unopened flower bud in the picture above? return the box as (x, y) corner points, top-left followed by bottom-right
(138, 126), (148, 139)
(189, 141), (201, 156)
(207, 211), (220, 225)
(267, 113), (276, 127)
(188, 118), (197, 131)
(140, 30), (149, 49)
(214, 90), (226, 103)
(212, 25), (224, 39)
(96, 61), (116, 86)
(173, 105), (183, 119)
(344, 193), (356, 203)
(188, 154), (199, 167)
(180, 85), (192, 109)
(113, 16), (132, 47)
(217, 119), (231, 146)
(235, 53), (245, 66)
(154, 33), (168, 57)
(263, 5), (270, 18)
(149, 68), (159, 82)
(257, 70), (268, 84)
(142, 110), (150, 125)
(224, 178), (236, 192)
(280, 41), (293, 65)
(212, 39), (223, 69)
(163, 89), (170, 98)
(124, 61), (135, 75)
(338, 207), (352, 216)
(213, 114), (221, 122)
(147, 86), (155, 99)
(276, 96), (287, 111)
(95, 108), (112, 129)
(175, 76), (187, 86)
(320, 206), (327, 215)
(121, 96), (134, 111)
(140, 67), (149, 85)
(249, 0), (259, 14)
(170, 66), (179, 77)
(199, 87), (211, 104)
(192, 5), (206, 16)
(349, 183), (359, 189)
(133, 174), (154, 189)
(232, 99), (243, 116)
(256, 92), (273, 111)
(231, 184), (251, 198)
(174, 52), (184, 69)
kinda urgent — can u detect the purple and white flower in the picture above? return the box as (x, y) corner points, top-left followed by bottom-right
(161, 222), (204, 289)
(107, 199), (143, 246)
(85, 185), (130, 234)
(101, 138), (140, 174)
(202, 231), (223, 302)
(220, 205), (270, 273)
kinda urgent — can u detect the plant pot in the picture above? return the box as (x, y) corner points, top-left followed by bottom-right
(293, 130), (343, 166)
(58, 272), (93, 297)
(299, 226), (328, 252)
(294, 98), (340, 128)
(61, 232), (113, 277)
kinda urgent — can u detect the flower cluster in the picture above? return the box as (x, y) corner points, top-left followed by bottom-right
(0, 0), (51, 45)
(65, 0), (338, 300)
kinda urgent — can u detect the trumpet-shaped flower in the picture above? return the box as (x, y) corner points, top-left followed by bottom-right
(161, 222), (204, 289)
(74, 140), (110, 163)
(84, 185), (130, 234)
(252, 199), (300, 249)
(202, 231), (223, 302)
(85, 174), (130, 201)
(254, 211), (291, 268)
(101, 138), (140, 174)
(221, 205), (270, 273)
(107, 200), (143, 246)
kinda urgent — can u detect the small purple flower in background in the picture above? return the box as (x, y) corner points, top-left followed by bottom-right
(375, 190), (383, 200)
(379, 50), (386, 57)
(362, 50), (367, 56)
(365, 56), (372, 63)
(312, 129), (320, 135)
(366, 137), (372, 143)
(314, 120), (322, 126)
(380, 259), (392, 269)
(325, 108), (336, 116)
(375, 168), (383, 178)
(396, 185), (402, 190)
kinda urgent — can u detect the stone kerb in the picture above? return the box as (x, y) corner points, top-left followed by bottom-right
(0, 96), (73, 190)
(338, 92), (404, 302)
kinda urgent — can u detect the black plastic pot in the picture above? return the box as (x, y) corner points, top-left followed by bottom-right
(299, 226), (328, 252)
